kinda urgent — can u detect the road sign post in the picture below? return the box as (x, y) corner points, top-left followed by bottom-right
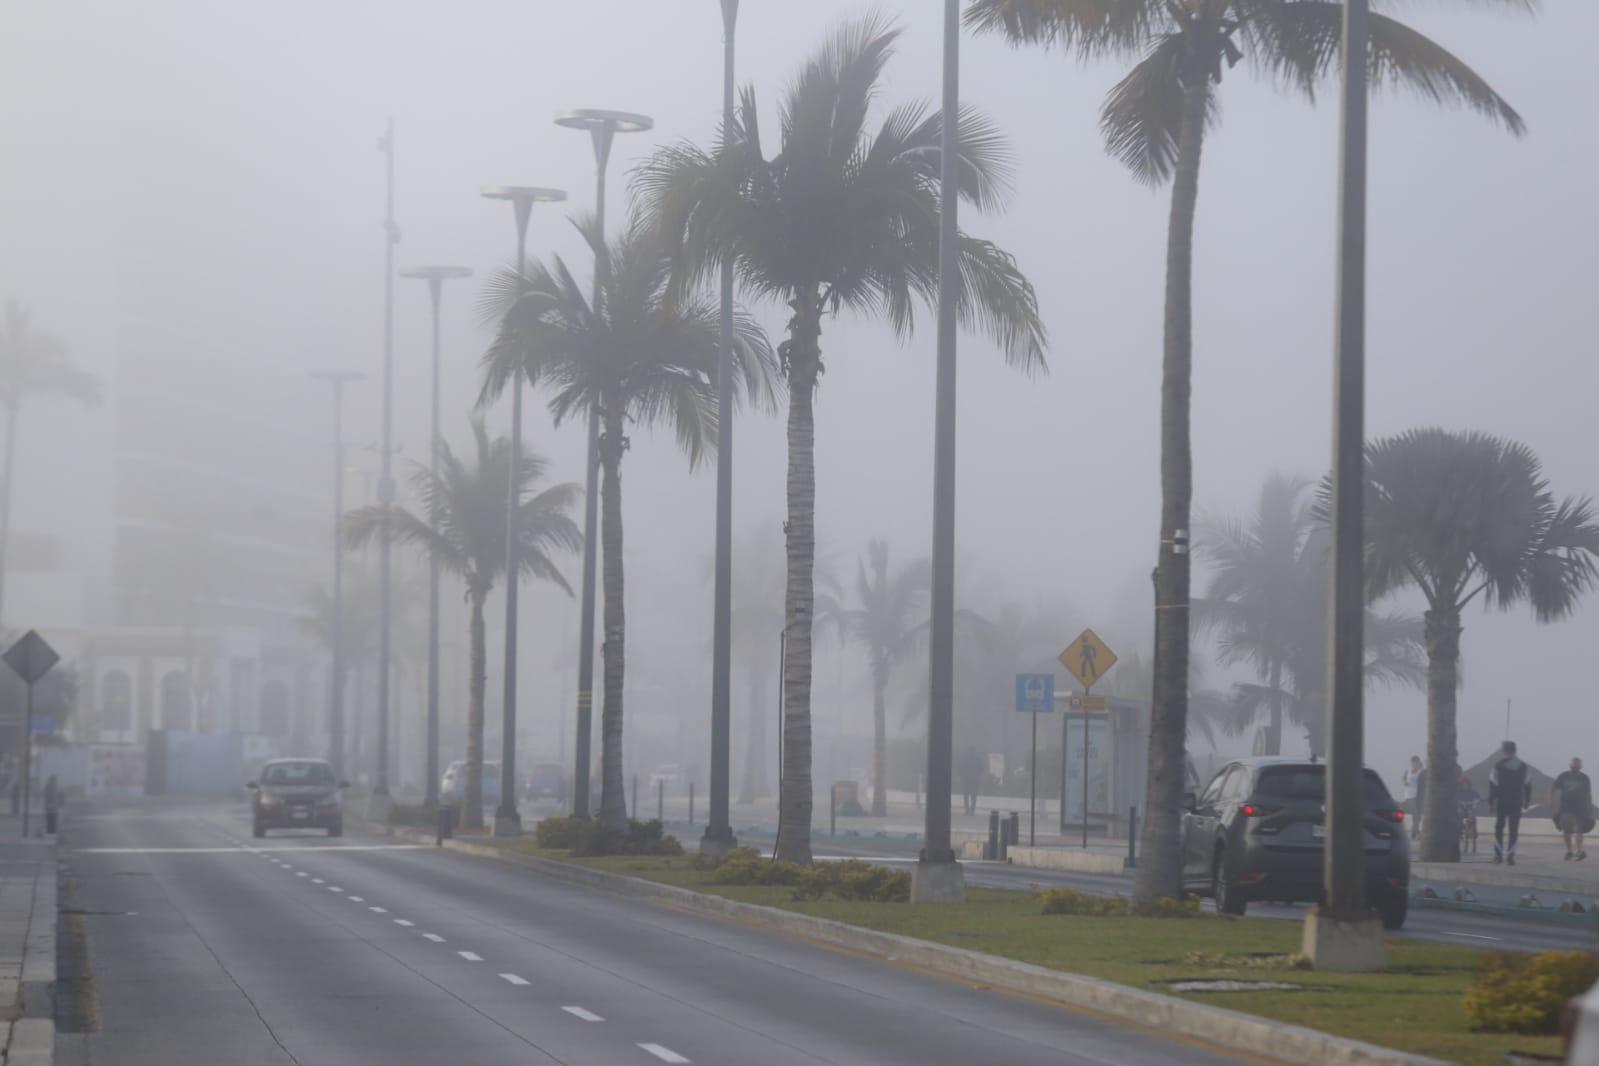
(1059, 630), (1117, 849)
(4, 631), (59, 839)
(1014, 674), (1054, 846)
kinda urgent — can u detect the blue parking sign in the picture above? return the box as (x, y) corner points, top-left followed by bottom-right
(1014, 673), (1054, 713)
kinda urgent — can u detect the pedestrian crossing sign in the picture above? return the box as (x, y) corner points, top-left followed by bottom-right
(1059, 628), (1117, 690)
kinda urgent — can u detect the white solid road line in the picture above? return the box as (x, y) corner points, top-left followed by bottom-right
(75, 845), (428, 854)
(498, 974), (530, 986)
(1443, 931), (1502, 940)
(422, 934), (445, 943)
(561, 1007), (604, 1022)
(393, 919), (414, 927)
(458, 951), (483, 962)
(638, 1043), (691, 1063)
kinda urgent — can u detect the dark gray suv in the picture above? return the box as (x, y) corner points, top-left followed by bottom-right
(1180, 757), (1410, 928)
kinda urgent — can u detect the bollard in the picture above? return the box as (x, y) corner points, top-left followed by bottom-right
(689, 783), (695, 827)
(1127, 805), (1138, 868)
(631, 774), (638, 821)
(986, 810), (1000, 861)
(657, 778), (664, 823)
(1007, 811), (1020, 846)
(45, 807), (57, 835)
(436, 804), (455, 846)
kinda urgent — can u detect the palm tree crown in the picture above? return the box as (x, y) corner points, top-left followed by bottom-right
(637, 14), (1046, 864)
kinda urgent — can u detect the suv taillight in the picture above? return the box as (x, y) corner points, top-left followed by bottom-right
(1239, 803), (1278, 818)
(1376, 807), (1405, 823)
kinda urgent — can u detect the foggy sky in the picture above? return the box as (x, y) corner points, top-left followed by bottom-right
(3, 1), (1595, 781)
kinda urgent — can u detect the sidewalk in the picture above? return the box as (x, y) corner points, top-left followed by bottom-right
(0, 812), (57, 1066)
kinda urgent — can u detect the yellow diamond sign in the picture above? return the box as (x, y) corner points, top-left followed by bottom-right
(1059, 628), (1117, 690)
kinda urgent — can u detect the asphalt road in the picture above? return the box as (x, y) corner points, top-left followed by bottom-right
(58, 799), (1248, 1066)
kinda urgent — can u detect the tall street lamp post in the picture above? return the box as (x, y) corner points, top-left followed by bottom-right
(481, 186), (567, 838)
(311, 370), (364, 777)
(1302, 0), (1383, 971)
(702, 0), (741, 859)
(371, 118), (401, 821)
(913, 0), (966, 903)
(554, 107), (653, 820)
(399, 265), (473, 808)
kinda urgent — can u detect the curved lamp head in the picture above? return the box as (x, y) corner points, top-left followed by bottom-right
(480, 186), (567, 205)
(399, 266), (474, 281)
(553, 109), (654, 134)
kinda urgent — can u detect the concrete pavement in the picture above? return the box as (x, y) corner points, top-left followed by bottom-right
(0, 812), (57, 1066)
(59, 798), (1249, 1065)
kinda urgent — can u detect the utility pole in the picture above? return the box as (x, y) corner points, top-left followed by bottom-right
(369, 118), (399, 820)
(912, 0), (966, 903)
(702, 0), (741, 859)
(311, 370), (364, 777)
(1304, 0), (1383, 971)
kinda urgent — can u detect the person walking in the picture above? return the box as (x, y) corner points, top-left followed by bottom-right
(1401, 755), (1425, 841)
(1551, 757), (1593, 862)
(1488, 740), (1533, 866)
(959, 746), (984, 817)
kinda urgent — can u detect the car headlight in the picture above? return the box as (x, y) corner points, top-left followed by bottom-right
(259, 794), (283, 808)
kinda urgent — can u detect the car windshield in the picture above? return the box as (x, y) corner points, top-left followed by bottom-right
(1253, 766), (1392, 806)
(261, 762), (334, 787)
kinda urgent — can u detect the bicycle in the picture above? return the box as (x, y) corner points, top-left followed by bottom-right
(1458, 799), (1479, 854)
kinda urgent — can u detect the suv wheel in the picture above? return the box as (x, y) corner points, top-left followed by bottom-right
(1213, 849), (1247, 916)
(1379, 892), (1407, 931)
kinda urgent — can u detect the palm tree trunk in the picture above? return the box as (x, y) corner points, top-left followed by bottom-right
(776, 296), (822, 864)
(871, 665), (888, 817)
(0, 402), (19, 627)
(1135, 78), (1209, 905)
(463, 588), (487, 830)
(1421, 607), (1462, 862)
(1267, 660), (1284, 756)
(598, 410), (629, 834)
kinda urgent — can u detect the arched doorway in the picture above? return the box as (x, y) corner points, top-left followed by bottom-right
(159, 670), (192, 732)
(101, 670), (133, 735)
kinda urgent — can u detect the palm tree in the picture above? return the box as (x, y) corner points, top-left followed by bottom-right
(639, 16), (1047, 862)
(1196, 479), (1427, 754)
(840, 540), (929, 817)
(1360, 428), (1599, 862)
(343, 419), (580, 830)
(0, 302), (101, 624)
(969, 0), (1523, 901)
(482, 216), (777, 833)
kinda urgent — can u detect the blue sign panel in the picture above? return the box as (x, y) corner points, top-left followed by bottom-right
(1014, 673), (1054, 713)
(29, 714), (56, 735)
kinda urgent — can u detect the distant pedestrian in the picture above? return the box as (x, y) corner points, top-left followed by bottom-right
(1551, 757), (1594, 862)
(43, 775), (57, 813)
(1401, 756), (1425, 841)
(959, 746), (984, 816)
(1488, 740), (1533, 865)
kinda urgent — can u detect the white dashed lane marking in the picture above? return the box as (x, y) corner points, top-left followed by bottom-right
(393, 919), (414, 927)
(458, 951), (483, 962)
(369, 906), (387, 914)
(638, 1044), (690, 1064)
(498, 974), (529, 986)
(311, 878), (324, 884)
(562, 1006), (603, 1022)
(422, 934), (445, 943)
(347, 896), (365, 903)
(296, 872), (308, 878)
(328, 887), (342, 893)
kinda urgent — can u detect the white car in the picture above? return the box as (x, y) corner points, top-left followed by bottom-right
(440, 760), (501, 806)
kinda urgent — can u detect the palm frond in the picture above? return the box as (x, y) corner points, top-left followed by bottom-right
(964, 0), (1163, 60)
(1099, 34), (1196, 185)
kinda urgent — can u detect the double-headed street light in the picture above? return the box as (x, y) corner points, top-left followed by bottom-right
(482, 186), (566, 837)
(399, 265), (473, 809)
(553, 107), (653, 820)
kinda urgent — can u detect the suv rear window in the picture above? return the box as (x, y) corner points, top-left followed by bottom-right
(1254, 766), (1393, 806)
(262, 762), (334, 786)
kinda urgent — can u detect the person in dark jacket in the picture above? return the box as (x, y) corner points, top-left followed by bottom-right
(959, 746), (984, 816)
(1551, 757), (1593, 862)
(1488, 740), (1533, 865)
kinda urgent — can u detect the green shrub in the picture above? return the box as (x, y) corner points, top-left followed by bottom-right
(791, 859), (911, 903)
(711, 847), (802, 885)
(534, 816), (683, 856)
(1464, 951), (1599, 1034)
(1039, 888), (1199, 918)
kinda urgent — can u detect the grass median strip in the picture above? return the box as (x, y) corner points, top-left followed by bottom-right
(486, 845), (1561, 1066)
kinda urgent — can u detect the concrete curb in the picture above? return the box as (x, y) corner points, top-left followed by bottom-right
(3, 838), (56, 1066)
(1413, 861), (1599, 898)
(1008, 844), (1131, 876)
(1413, 894), (1599, 927)
(355, 818), (1442, 1066)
